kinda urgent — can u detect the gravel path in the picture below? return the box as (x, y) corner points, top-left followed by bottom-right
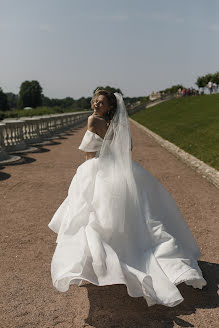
(0, 122), (218, 328)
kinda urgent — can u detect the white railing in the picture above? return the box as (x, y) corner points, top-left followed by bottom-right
(0, 123), (10, 162)
(0, 111), (91, 164)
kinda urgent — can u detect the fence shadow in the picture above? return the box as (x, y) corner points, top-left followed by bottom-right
(0, 171), (11, 180)
(83, 261), (218, 328)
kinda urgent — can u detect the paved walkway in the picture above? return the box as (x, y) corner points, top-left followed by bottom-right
(0, 122), (218, 328)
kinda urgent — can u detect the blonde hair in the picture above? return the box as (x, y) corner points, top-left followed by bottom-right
(91, 89), (117, 121)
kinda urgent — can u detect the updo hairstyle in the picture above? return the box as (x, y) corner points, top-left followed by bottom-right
(91, 89), (117, 121)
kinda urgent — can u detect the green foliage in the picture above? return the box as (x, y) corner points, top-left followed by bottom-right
(42, 95), (92, 110)
(6, 92), (18, 109)
(76, 97), (92, 109)
(132, 94), (219, 170)
(196, 71), (219, 88)
(196, 76), (206, 88)
(42, 95), (73, 107)
(163, 84), (185, 94)
(124, 96), (149, 110)
(0, 88), (9, 111)
(140, 96), (150, 103)
(0, 105), (87, 120)
(93, 86), (123, 95)
(212, 71), (219, 84)
(18, 80), (43, 108)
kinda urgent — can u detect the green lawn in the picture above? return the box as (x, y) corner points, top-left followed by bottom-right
(131, 94), (219, 170)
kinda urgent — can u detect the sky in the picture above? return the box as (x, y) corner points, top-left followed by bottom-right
(1, 0), (219, 99)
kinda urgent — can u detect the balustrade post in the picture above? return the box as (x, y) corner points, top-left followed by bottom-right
(2, 120), (37, 153)
(0, 122), (21, 164)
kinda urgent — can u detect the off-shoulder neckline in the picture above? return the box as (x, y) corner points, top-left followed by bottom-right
(86, 129), (104, 140)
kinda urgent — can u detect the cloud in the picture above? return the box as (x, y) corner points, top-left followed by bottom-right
(208, 24), (219, 32)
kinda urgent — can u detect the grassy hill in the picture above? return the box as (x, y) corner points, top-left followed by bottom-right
(131, 94), (219, 170)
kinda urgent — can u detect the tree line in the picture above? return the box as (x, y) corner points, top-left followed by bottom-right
(0, 80), (93, 112)
(2, 73), (217, 112)
(158, 84), (185, 95)
(0, 82), (144, 112)
(196, 71), (219, 89)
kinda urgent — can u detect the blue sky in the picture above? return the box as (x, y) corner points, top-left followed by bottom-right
(1, 0), (219, 98)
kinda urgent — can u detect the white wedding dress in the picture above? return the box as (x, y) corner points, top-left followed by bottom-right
(48, 129), (206, 307)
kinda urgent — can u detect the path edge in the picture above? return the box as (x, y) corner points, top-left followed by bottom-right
(129, 118), (219, 189)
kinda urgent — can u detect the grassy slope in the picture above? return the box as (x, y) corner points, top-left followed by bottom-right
(132, 94), (219, 170)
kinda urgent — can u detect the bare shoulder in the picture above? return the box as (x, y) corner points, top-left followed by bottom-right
(87, 114), (98, 132)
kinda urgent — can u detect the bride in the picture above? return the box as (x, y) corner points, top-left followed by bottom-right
(48, 89), (206, 307)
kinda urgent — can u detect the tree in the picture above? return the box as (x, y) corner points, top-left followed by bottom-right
(62, 97), (75, 108)
(42, 95), (52, 107)
(163, 84), (184, 95)
(6, 92), (18, 109)
(196, 73), (213, 93)
(212, 71), (219, 85)
(196, 76), (206, 89)
(18, 80), (43, 108)
(71, 97), (90, 110)
(93, 85), (123, 95)
(0, 87), (9, 111)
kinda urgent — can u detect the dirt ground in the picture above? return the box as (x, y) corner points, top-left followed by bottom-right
(0, 121), (218, 328)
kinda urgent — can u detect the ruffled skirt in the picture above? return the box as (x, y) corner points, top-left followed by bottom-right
(48, 158), (206, 307)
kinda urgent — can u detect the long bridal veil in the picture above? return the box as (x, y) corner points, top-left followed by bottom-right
(95, 92), (144, 234)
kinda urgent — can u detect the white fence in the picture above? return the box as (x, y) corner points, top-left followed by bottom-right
(0, 111), (91, 164)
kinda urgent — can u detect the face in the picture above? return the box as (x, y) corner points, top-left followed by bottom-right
(92, 95), (110, 116)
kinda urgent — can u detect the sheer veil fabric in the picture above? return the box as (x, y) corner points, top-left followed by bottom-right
(96, 92), (139, 233)
(48, 93), (206, 307)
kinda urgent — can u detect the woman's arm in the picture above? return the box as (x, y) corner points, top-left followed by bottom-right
(84, 115), (97, 160)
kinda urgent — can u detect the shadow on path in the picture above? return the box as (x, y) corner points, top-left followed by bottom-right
(83, 261), (218, 328)
(55, 136), (68, 139)
(44, 140), (62, 146)
(0, 171), (11, 181)
(31, 147), (51, 153)
(3, 156), (37, 166)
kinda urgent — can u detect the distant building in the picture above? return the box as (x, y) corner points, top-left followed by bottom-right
(149, 91), (161, 101)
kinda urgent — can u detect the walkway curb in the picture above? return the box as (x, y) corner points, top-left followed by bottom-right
(129, 118), (219, 189)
